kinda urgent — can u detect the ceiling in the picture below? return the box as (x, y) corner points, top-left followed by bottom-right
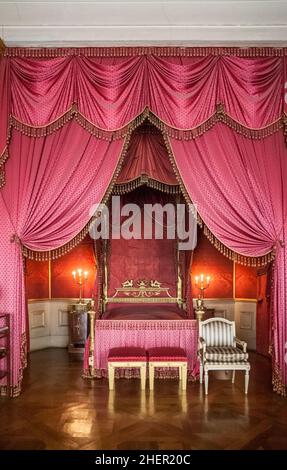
(0, 0), (287, 47)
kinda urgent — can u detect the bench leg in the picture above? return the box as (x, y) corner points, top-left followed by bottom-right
(149, 364), (155, 390)
(179, 365), (182, 381)
(108, 364), (115, 391)
(181, 363), (187, 391)
(140, 364), (146, 390)
(232, 370), (235, 383)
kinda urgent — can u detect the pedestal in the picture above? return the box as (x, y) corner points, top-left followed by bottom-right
(68, 303), (88, 358)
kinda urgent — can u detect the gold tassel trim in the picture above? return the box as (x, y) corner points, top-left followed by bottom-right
(113, 175), (180, 195)
(4, 46), (286, 58)
(0, 147), (9, 189)
(0, 332), (27, 398)
(148, 104), (284, 141)
(202, 224), (275, 267)
(8, 104), (284, 143)
(10, 105), (127, 141)
(272, 362), (287, 397)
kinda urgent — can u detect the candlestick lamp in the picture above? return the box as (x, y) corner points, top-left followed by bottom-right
(72, 269), (88, 304)
(194, 274), (211, 321)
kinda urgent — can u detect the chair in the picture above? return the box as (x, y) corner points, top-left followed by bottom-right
(107, 347), (147, 390)
(198, 317), (250, 395)
(147, 347), (188, 391)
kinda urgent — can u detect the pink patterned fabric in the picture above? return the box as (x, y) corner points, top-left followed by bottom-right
(84, 319), (198, 379)
(102, 304), (186, 320)
(147, 347), (187, 362)
(0, 55), (283, 134)
(170, 124), (287, 393)
(117, 128), (177, 186)
(0, 123), (124, 393)
(108, 347), (146, 362)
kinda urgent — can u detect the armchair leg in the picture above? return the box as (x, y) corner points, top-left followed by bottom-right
(204, 370), (209, 395)
(232, 370), (235, 383)
(245, 370), (249, 395)
(200, 363), (203, 384)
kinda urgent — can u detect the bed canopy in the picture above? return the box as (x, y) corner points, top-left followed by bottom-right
(92, 123), (193, 320)
(0, 46), (286, 397)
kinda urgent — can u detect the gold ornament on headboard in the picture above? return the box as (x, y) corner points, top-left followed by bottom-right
(109, 279), (176, 303)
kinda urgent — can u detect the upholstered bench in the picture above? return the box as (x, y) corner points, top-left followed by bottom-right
(147, 347), (188, 391)
(107, 347), (147, 390)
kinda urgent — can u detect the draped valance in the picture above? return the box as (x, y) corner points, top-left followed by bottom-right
(1, 48), (287, 188)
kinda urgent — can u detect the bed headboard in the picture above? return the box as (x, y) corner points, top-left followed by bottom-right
(107, 279), (180, 304)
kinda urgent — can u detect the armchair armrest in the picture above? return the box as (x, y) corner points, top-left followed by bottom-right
(234, 337), (247, 352)
(198, 337), (206, 353)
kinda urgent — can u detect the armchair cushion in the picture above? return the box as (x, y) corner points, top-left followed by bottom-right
(203, 346), (248, 363)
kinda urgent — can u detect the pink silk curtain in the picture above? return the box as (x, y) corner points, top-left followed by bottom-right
(0, 122), (124, 395)
(117, 129), (178, 186)
(170, 124), (287, 394)
(1, 55), (283, 131)
(1, 49), (287, 396)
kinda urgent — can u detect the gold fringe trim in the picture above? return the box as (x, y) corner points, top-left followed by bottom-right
(203, 224), (275, 267)
(148, 104), (284, 141)
(0, 147), (9, 188)
(113, 175), (180, 195)
(4, 46), (286, 58)
(10, 105), (127, 141)
(272, 362), (287, 397)
(0, 332), (27, 398)
(8, 104), (284, 143)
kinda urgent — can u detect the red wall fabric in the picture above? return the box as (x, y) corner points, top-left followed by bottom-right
(51, 236), (96, 299)
(25, 229), (258, 300)
(256, 271), (271, 356)
(235, 264), (257, 299)
(25, 259), (49, 299)
(192, 230), (233, 298)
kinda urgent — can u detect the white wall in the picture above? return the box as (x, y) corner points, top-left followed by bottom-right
(29, 298), (257, 351)
(28, 300), (72, 351)
(1, 1), (286, 46)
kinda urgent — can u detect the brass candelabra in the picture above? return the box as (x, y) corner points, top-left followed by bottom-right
(194, 274), (211, 321)
(72, 269), (88, 304)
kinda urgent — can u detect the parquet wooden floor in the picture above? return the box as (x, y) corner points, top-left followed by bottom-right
(1, 349), (287, 450)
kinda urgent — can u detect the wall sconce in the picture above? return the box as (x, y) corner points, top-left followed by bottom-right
(194, 274), (211, 321)
(72, 269), (88, 304)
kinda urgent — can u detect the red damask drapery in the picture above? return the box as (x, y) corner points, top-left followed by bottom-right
(0, 46), (287, 396)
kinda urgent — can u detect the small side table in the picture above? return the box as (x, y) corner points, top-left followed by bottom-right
(68, 303), (88, 357)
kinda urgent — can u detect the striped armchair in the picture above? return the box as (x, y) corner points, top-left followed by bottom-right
(198, 317), (250, 395)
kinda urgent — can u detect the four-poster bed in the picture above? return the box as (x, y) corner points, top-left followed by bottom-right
(83, 123), (199, 380)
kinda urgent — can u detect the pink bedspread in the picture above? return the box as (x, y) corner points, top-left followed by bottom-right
(83, 318), (199, 380)
(102, 303), (187, 320)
